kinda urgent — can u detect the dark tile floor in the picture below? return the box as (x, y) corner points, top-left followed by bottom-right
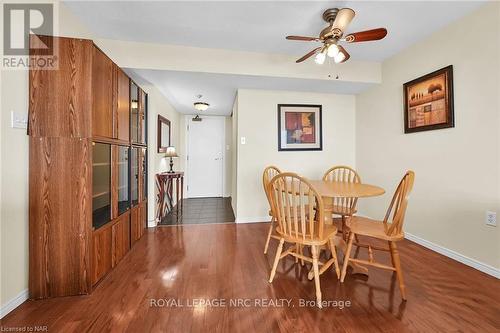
(159, 197), (235, 225)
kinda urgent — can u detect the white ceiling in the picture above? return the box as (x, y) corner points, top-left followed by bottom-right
(65, 1), (484, 61)
(130, 69), (374, 116)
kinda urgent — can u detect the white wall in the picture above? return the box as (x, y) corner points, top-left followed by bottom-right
(143, 84), (181, 225)
(231, 96), (239, 212)
(356, 2), (500, 269)
(224, 116), (232, 197)
(235, 89), (356, 222)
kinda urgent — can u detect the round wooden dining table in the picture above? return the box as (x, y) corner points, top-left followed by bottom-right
(308, 179), (385, 275)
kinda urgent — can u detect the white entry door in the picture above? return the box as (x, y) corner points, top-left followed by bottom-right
(187, 116), (224, 197)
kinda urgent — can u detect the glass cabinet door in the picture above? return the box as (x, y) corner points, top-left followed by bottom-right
(131, 147), (139, 206)
(140, 148), (147, 201)
(93, 143), (111, 229)
(117, 146), (130, 215)
(140, 90), (147, 144)
(130, 82), (139, 143)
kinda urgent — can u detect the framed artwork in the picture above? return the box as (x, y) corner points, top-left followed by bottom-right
(157, 115), (171, 153)
(278, 104), (322, 151)
(403, 65), (454, 133)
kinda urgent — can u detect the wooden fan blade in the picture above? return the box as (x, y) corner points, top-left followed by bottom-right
(296, 47), (322, 63)
(332, 8), (356, 34)
(344, 28), (387, 43)
(286, 35), (320, 42)
(337, 45), (350, 63)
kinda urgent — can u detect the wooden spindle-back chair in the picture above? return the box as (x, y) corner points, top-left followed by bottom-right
(262, 166), (282, 254)
(340, 171), (415, 300)
(268, 173), (340, 307)
(322, 166), (361, 238)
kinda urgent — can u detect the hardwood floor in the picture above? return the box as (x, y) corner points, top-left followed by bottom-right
(2, 223), (499, 332)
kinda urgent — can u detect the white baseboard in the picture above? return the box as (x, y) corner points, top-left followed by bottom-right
(148, 219), (157, 228)
(405, 232), (500, 279)
(235, 216), (270, 224)
(1, 289), (28, 319)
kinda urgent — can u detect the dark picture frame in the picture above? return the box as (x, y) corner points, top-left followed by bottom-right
(403, 65), (454, 134)
(157, 115), (171, 153)
(277, 104), (323, 151)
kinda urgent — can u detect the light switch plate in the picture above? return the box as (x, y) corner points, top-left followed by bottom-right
(11, 111), (28, 129)
(240, 137), (246, 145)
(486, 211), (496, 226)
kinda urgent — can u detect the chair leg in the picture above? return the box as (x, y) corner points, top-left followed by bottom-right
(340, 232), (355, 282)
(299, 244), (304, 266)
(263, 218), (274, 254)
(269, 238), (284, 283)
(388, 241), (395, 267)
(390, 241), (406, 300)
(311, 245), (322, 308)
(329, 238), (340, 279)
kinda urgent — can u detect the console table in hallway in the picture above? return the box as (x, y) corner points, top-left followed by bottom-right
(156, 172), (184, 223)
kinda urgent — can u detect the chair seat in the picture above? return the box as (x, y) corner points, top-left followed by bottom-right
(324, 204), (357, 216)
(347, 216), (403, 241)
(276, 223), (338, 246)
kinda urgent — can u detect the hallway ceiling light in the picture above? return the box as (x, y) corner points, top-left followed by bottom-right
(193, 102), (210, 111)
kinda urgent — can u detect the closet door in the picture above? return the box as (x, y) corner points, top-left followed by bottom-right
(92, 46), (114, 138)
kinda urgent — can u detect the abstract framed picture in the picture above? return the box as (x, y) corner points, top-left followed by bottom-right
(403, 65), (454, 133)
(277, 104), (322, 151)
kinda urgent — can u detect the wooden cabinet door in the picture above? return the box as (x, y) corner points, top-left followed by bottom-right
(29, 137), (92, 298)
(29, 36), (92, 138)
(130, 205), (140, 244)
(116, 67), (130, 141)
(112, 212), (130, 267)
(139, 200), (147, 239)
(92, 46), (114, 138)
(92, 225), (112, 285)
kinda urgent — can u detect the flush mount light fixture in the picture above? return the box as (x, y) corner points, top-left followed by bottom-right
(193, 102), (210, 111)
(193, 94), (210, 111)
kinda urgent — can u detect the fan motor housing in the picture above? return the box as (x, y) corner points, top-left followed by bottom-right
(322, 8), (339, 23)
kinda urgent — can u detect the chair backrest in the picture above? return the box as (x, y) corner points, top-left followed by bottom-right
(269, 173), (325, 242)
(263, 166), (281, 209)
(322, 165), (361, 213)
(384, 171), (415, 237)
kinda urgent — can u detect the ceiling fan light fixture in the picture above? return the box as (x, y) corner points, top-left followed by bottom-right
(327, 43), (339, 57)
(193, 102), (210, 111)
(333, 51), (346, 63)
(314, 48), (327, 64)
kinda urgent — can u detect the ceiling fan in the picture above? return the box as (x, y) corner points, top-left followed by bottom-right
(286, 8), (387, 64)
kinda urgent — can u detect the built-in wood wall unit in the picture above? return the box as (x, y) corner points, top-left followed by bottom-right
(28, 35), (148, 299)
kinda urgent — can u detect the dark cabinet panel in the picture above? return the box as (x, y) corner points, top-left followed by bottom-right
(29, 36), (92, 138)
(29, 137), (92, 298)
(116, 67), (130, 141)
(92, 225), (112, 285)
(92, 46), (114, 138)
(112, 212), (130, 267)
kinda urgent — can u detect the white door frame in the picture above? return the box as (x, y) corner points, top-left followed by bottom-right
(184, 115), (227, 198)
